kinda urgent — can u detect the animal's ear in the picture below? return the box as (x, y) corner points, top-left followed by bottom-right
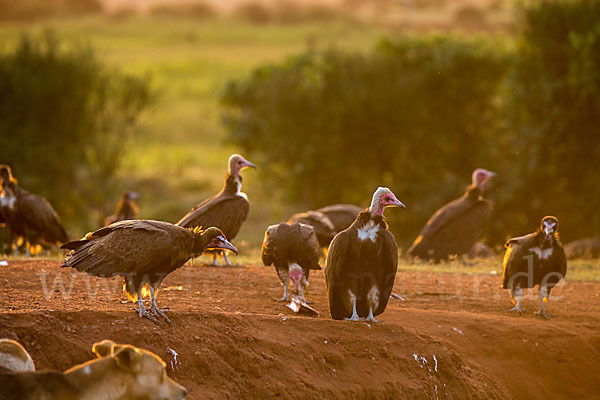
(113, 346), (143, 373)
(92, 340), (115, 358)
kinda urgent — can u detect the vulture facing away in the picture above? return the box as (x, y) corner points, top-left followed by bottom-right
(177, 154), (255, 266)
(317, 204), (363, 234)
(287, 210), (336, 248)
(406, 169), (495, 262)
(501, 216), (567, 319)
(326, 187), (405, 322)
(61, 220), (237, 323)
(564, 237), (600, 259)
(261, 222), (321, 302)
(0, 165), (68, 256)
(104, 191), (140, 226)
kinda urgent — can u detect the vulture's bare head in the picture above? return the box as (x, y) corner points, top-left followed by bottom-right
(123, 191), (140, 202)
(288, 263), (303, 294)
(369, 187), (406, 216)
(0, 164), (15, 185)
(540, 216), (559, 243)
(472, 168), (496, 190)
(228, 154), (256, 177)
(192, 227), (238, 256)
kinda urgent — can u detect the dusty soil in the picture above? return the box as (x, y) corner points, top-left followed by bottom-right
(1, 259), (599, 399)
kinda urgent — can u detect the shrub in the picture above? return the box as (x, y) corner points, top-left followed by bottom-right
(0, 31), (150, 232)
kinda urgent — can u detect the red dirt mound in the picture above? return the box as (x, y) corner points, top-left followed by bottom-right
(1, 260), (599, 399)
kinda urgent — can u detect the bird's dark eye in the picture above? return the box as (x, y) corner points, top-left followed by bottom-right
(384, 196), (390, 201)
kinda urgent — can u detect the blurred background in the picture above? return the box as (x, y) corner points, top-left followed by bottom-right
(1, 0), (598, 255)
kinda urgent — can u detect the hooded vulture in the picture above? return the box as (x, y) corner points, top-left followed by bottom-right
(287, 210), (336, 248)
(317, 204), (363, 233)
(501, 216), (567, 319)
(176, 154), (255, 266)
(104, 191), (140, 227)
(261, 222), (321, 302)
(326, 187), (405, 322)
(406, 169), (495, 262)
(0, 165), (68, 256)
(61, 220), (237, 324)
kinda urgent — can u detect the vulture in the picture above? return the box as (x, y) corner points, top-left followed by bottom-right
(0, 165), (68, 256)
(564, 237), (600, 259)
(316, 204), (363, 233)
(501, 216), (567, 319)
(287, 210), (336, 248)
(406, 168), (495, 262)
(326, 187), (405, 322)
(61, 220), (237, 323)
(104, 191), (140, 226)
(261, 222), (321, 302)
(177, 154), (255, 266)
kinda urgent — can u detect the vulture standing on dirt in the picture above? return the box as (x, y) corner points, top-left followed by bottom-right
(501, 216), (567, 319)
(326, 187), (405, 322)
(177, 154), (255, 266)
(61, 220), (237, 323)
(0, 164), (68, 256)
(287, 210), (336, 248)
(261, 222), (321, 302)
(104, 191), (140, 226)
(317, 204), (363, 233)
(406, 168), (495, 262)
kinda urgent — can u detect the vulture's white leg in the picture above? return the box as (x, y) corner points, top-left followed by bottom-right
(149, 286), (172, 325)
(535, 285), (550, 320)
(12, 238), (18, 257)
(365, 307), (381, 323)
(365, 286), (381, 323)
(344, 291), (361, 321)
(278, 285), (289, 302)
(508, 284), (526, 313)
(134, 289), (158, 324)
(223, 251), (232, 266)
(25, 241), (31, 258)
(211, 253), (219, 266)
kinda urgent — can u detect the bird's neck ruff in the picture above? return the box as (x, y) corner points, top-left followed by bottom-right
(224, 174), (242, 195)
(355, 210), (387, 230)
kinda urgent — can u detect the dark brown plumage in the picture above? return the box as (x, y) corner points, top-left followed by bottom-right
(501, 216), (567, 319)
(0, 165), (68, 256)
(261, 222), (321, 302)
(176, 154), (255, 266)
(326, 187), (405, 322)
(61, 220), (237, 323)
(104, 191), (140, 227)
(316, 204), (363, 233)
(287, 210), (336, 248)
(564, 237), (600, 259)
(406, 169), (495, 262)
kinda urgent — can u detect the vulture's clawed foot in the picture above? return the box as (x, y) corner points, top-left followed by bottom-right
(150, 306), (173, 325)
(364, 316), (382, 323)
(344, 315), (362, 322)
(276, 296), (290, 302)
(134, 307), (160, 324)
(534, 310), (550, 320)
(507, 305), (526, 314)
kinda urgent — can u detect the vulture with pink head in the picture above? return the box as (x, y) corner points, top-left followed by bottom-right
(261, 222), (321, 302)
(406, 169), (495, 262)
(0, 164), (68, 256)
(326, 187), (405, 322)
(176, 154), (255, 265)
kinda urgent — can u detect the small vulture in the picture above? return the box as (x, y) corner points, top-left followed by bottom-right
(501, 216), (567, 319)
(564, 237), (600, 259)
(104, 191), (140, 227)
(326, 187), (405, 322)
(177, 154), (255, 265)
(287, 210), (336, 248)
(261, 222), (321, 302)
(406, 168), (495, 262)
(0, 164), (68, 256)
(61, 220), (237, 324)
(316, 204), (363, 233)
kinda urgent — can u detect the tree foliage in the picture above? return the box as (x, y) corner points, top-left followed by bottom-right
(0, 31), (150, 232)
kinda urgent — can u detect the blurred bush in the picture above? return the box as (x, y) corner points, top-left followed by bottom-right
(0, 31), (150, 234)
(222, 36), (509, 246)
(0, 0), (102, 22)
(500, 0), (600, 242)
(223, 0), (600, 247)
(150, 2), (216, 20)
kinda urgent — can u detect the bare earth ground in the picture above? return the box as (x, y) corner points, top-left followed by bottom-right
(1, 260), (599, 399)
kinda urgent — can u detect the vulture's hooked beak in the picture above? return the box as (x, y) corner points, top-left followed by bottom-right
(206, 235), (238, 255)
(389, 195), (406, 210)
(242, 160), (256, 170)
